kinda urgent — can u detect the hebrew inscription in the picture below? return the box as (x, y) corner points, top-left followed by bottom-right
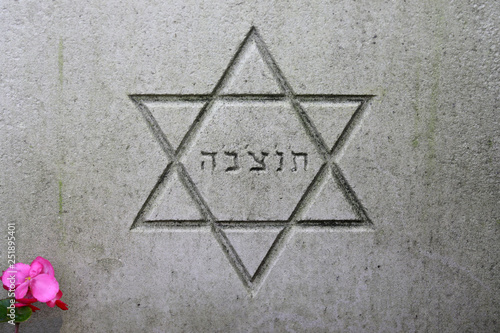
(200, 150), (308, 173)
(248, 151), (268, 171)
(130, 27), (373, 293)
(224, 151), (240, 172)
(200, 151), (217, 171)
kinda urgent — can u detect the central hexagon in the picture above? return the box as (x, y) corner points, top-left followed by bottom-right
(182, 99), (323, 221)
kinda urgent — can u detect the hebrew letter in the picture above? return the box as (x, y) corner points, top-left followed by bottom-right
(224, 151), (240, 172)
(276, 151), (284, 172)
(201, 151), (217, 171)
(248, 151), (269, 171)
(291, 152), (308, 172)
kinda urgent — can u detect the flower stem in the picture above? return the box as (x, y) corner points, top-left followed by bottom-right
(15, 323), (19, 333)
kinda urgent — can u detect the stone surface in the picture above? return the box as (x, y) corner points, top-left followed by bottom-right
(1, 0), (499, 332)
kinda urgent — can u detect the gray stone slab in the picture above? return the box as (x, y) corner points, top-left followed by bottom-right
(1, 1), (499, 332)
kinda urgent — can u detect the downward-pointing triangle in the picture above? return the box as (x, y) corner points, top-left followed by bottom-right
(301, 168), (359, 221)
(146, 170), (203, 221)
(224, 228), (281, 277)
(301, 101), (361, 151)
(219, 37), (283, 95)
(143, 101), (205, 150)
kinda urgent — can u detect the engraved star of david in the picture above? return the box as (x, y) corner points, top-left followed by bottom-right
(130, 27), (373, 294)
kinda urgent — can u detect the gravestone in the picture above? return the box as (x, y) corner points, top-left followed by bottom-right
(1, 1), (499, 332)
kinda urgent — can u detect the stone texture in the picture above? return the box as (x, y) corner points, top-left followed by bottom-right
(1, 0), (499, 332)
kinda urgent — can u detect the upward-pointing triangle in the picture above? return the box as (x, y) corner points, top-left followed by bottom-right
(223, 228), (281, 277)
(301, 101), (361, 151)
(300, 168), (359, 221)
(143, 100), (205, 151)
(219, 35), (283, 95)
(146, 170), (203, 221)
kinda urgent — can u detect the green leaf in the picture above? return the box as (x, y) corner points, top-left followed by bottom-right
(0, 298), (33, 323)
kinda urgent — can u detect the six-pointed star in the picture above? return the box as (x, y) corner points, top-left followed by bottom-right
(130, 27), (373, 293)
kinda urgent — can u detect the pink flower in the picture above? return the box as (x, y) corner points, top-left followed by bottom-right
(1, 256), (59, 303)
(47, 290), (68, 310)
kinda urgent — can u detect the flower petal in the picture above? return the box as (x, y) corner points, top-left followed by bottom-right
(23, 291), (34, 299)
(14, 299), (38, 311)
(1, 263), (30, 288)
(47, 290), (63, 307)
(55, 300), (68, 310)
(29, 261), (43, 278)
(30, 274), (59, 302)
(30, 256), (55, 277)
(14, 303), (28, 307)
(27, 304), (40, 312)
(15, 281), (29, 299)
(16, 297), (38, 304)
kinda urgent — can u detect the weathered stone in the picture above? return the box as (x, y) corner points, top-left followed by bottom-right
(1, 1), (499, 332)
